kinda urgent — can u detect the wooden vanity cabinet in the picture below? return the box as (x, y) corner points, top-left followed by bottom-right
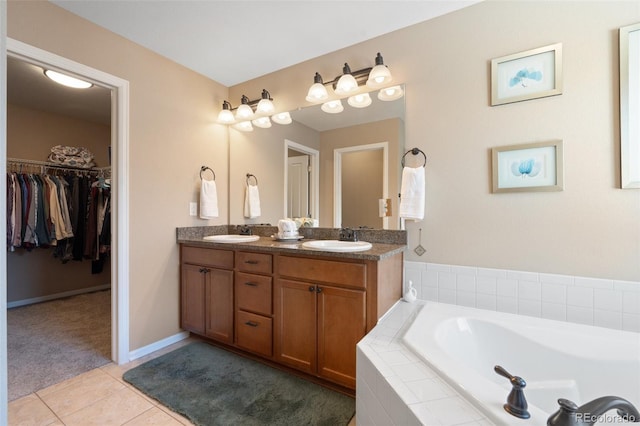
(180, 246), (234, 344)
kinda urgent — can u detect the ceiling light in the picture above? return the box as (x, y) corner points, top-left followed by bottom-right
(256, 89), (275, 115)
(252, 116), (272, 129)
(233, 121), (253, 132)
(306, 72), (329, 103)
(272, 111), (292, 125)
(217, 100), (235, 123)
(235, 95), (254, 120)
(334, 63), (358, 95)
(44, 69), (92, 89)
(378, 85), (404, 101)
(321, 99), (344, 114)
(348, 92), (372, 108)
(366, 53), (393, 89)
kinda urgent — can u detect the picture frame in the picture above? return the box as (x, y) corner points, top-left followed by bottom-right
(491, 43), (563, 106)
(491, 140), (564, 193)
(620, 23), (640, 189)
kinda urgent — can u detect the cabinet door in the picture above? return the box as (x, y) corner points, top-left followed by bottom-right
(205, 268), (234, 344)
(180, 264), (205, 334)
(274, 279), (316, 374)
(317, 285), (366, 389)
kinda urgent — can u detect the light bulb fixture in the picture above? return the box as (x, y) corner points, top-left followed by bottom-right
(255, 89), (275, 115)
(217, 100), (235, 123)
(378, 85), (404, 101)
(347, 92), (372, 108)
(334, 63), (358, 95)
(44, 69), (92, 89)
(272, 111), (292, 125)
(252, 116), (272, 129)
(235, 95), (254, 120)
(321, 99), (344, 114)
(305, 72), (329, 102)
(366, 53), (393, 88)
(233, 121), (254, 132)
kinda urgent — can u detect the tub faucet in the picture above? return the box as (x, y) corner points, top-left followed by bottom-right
(547, 397), (640, 426)
(494, 365), (530, 419)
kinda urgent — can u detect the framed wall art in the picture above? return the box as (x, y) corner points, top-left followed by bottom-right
(620, 23), (640, 189)
(491, 140), (564, 193)
(491, 43), (563, 106)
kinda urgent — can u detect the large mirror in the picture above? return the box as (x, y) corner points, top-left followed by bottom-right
(228, 86), (405, 229)
(620, 23), (640, 189)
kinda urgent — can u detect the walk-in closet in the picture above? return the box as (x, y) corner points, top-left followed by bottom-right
(6, 55), (113, 401)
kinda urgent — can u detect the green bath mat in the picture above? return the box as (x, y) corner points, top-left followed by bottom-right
(123, 341), (355, 426)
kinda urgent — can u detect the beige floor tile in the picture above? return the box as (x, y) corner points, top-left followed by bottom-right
(59, 386), (154, 426)
(158, 406), (195, 426)
(8, 393), (59, 426)
(123, 407), (185, 425)
(37, 369), (126, 418)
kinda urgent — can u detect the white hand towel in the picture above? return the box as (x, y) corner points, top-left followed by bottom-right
(399, 166), (425, 221)
(199, 178), (219, 219)
(244, 184), (261, 218)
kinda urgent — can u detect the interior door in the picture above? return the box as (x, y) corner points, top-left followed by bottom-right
(287, 155), (310, 218)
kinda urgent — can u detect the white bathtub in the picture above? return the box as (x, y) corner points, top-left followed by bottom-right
(402, 302), (640, 425)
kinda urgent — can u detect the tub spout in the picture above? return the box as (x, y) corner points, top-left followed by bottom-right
(548, 397), (640, 426)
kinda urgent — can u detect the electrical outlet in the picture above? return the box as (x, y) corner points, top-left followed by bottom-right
(189, 202), (197, 216)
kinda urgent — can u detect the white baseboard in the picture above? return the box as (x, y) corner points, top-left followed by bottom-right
(7, 284), (112, 309)
(127, 331), (190, 362)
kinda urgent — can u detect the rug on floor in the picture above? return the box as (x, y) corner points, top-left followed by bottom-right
(123, 341), (355, 426)
(8, 289), (111, 401)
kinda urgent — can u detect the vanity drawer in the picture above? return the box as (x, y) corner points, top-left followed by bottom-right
(277, 256), (366, 289)
(236, 311), (272, 358)
(236, 251), (273, 274)
(181, 246), (234, 269)
(235, 272), (272, 315)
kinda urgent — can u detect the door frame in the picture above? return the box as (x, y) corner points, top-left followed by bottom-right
(283, 139), (319, 221)
(4, 39), (130, 365)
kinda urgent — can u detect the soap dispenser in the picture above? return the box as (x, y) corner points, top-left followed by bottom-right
(404, 280), (417, 303)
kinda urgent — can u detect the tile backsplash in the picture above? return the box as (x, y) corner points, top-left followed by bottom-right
(404, 261), (640, 333)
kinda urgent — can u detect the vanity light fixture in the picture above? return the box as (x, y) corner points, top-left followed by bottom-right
(321, 99), (344, 114)
(44, 69), (93, 89)
(255, 89), (275, 115)
(347, 92), (372, 108)
(235, 95), (254, 120)
(272, 111), (292, 125)
(233, 121), (253, 132)
(252, 116), (272, 129)
(334, 63), (359, 95)
(377, 85), (404, 101)
(217, 89), (291, 128)
(217, 100), (235, 123)
(366, 53), (393, 88)
(305, 73), (329, 102)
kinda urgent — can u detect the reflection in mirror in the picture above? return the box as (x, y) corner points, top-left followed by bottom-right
(228, 85), (405, 229)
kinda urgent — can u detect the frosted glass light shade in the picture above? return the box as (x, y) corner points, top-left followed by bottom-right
(306, 83), (329, 102)
(366, 65), (392, 88)
(233, 121), (253, 132)
(378, 85), (404, 101)
(272, 111), (292, 125)
(218, 109), (235, 123)
(321, 100), (344, 114)
(235, 104), (254, 120)
(252, 116), (272, 128)
(347, 92), (372, 108)
(44, 69), (92, 89)
(256, 98), (275, 115)
(334, 73), (358, 95)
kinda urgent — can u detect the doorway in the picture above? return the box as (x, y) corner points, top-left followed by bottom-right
(284, 139), (319, 222)
(4, 38), (130, 383)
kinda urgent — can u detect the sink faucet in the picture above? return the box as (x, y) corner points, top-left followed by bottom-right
(548, 397), (640, 426)
(339, 227), (358, 242)
(237, 225), (252, 235)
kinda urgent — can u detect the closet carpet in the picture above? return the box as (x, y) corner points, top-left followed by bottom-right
(7, 289), (111, 401)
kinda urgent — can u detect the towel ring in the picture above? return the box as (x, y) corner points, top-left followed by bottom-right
(401, 148), (427, 167)
(246, 173), (258, 185)
(200, 166), (216, 180)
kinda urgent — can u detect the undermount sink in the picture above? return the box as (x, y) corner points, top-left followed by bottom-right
(203, 235), (260, 243)
(302, 240), (372, 252)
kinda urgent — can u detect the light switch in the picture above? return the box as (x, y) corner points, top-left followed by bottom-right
(189, 202), (197, 216)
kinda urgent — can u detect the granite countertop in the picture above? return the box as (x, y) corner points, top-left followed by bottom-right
(177, 226), (407, 261)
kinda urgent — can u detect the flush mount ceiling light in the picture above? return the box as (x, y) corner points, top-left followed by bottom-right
(321, 99), (344, 114)
(378, 85), (404, 101)
(348, 92), (372, 108)
(218, 89), (291, 128)
(44, 69), (93, 89)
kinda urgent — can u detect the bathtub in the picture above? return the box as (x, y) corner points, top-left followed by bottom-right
(402, 302), (640, 425)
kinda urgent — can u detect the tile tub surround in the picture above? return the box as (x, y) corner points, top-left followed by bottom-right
(356, 301), (492, 426)
(404, 261), (640, 333)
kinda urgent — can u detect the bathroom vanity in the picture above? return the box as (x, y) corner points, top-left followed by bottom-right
(177, 228), (405, 391)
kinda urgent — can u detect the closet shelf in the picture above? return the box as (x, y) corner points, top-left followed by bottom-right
(8, 157), (110, 175)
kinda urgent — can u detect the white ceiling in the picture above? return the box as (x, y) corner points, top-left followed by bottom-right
(50, 0), (479, 87)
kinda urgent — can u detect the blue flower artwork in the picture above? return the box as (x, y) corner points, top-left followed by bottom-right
(510, 158), (541, 178)
(509, 68), (543, 88)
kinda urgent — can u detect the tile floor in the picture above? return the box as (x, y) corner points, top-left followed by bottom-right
(8, 337), (357, 425)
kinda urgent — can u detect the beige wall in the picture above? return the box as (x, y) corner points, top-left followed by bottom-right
(8, 1), (229, 350)
(232, 1), (640, 281)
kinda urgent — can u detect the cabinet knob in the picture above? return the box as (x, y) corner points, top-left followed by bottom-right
(316, 287), (323, 293)
(199, 268), (210, 274)
(309, 286), (315, 292)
